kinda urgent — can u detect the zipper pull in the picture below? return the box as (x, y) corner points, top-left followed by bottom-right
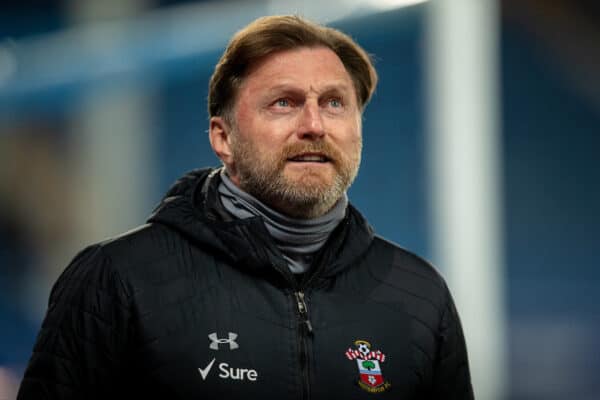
(295, 291), (313, 334)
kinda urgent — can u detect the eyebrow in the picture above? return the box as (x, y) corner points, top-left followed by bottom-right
(264, 81), (353, 96)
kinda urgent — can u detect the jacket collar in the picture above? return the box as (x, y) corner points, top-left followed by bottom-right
(147, 168), (374, 282)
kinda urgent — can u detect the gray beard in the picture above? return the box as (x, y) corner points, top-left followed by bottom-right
(228, 134), (360, 218)
(236, 165), (350, 219)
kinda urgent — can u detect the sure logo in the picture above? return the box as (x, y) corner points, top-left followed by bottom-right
(218, 362), (258, 381)
(198, 358), (258, 382)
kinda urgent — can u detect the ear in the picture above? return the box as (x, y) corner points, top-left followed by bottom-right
(209, 116), (234, 168)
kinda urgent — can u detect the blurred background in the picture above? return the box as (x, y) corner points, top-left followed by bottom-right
(0, 0), (598, 399)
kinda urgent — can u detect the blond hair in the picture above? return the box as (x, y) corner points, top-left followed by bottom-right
(208, 15), (378, 120)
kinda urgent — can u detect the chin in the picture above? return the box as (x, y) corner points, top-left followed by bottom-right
(285, 166), (334, 184)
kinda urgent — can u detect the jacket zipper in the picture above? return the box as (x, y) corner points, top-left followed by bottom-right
(295, 291), (313, 400)
(295, 291), (313, 333)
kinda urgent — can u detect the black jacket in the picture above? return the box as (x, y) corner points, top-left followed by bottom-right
(18, 168), (474, 399)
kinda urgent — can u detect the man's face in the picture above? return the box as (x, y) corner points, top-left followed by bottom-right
(221, 46), (362, 218)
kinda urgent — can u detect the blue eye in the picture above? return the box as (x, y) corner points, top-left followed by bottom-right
(276, 98), (290, 107)
(329, 98), (342, 108)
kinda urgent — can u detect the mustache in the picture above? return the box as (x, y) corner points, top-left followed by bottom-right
(279, 141), (342, 163)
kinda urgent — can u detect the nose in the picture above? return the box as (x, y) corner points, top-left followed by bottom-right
(296, 101), (325, 139)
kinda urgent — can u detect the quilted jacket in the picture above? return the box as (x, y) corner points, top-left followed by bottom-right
(18, 168), (474, 399)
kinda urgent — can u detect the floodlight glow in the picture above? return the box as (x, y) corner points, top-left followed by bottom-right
(369, 0), (430, 10)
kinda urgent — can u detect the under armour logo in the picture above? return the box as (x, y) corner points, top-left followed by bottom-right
(208, 332), (239, 350)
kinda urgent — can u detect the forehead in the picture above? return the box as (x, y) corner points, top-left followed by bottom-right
(239, 46), (354, 94)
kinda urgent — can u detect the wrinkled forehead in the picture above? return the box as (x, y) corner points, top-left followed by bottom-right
(236, 46), (357, 99)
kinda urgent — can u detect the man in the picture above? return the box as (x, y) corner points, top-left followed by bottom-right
(18, 15), (474, 399)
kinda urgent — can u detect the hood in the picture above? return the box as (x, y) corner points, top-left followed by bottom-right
(147, 167), (375, 281)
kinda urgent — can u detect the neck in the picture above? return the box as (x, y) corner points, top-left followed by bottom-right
(218, 169), (347, 273)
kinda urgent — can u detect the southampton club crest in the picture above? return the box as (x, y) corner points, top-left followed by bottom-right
(345, 340), (391, 393)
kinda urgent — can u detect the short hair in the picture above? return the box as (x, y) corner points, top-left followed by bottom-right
(208, 15), (378, 121)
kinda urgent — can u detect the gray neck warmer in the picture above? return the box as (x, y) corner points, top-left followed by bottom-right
(218, 170), (347, 274)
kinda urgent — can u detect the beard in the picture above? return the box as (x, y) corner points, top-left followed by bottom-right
(229, 133), (361, 219)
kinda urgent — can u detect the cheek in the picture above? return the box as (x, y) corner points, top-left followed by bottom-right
(342, 123), (362, 150)
(234, 106), (254, 135)
(236, 111), (289, 144)
(346, 131), (363, 163)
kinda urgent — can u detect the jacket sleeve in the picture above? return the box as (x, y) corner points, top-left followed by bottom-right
(430, 287), (475, 399)
(17, 245), (132, 399)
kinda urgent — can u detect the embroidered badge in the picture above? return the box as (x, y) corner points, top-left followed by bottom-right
(345, 340), (391, 393)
